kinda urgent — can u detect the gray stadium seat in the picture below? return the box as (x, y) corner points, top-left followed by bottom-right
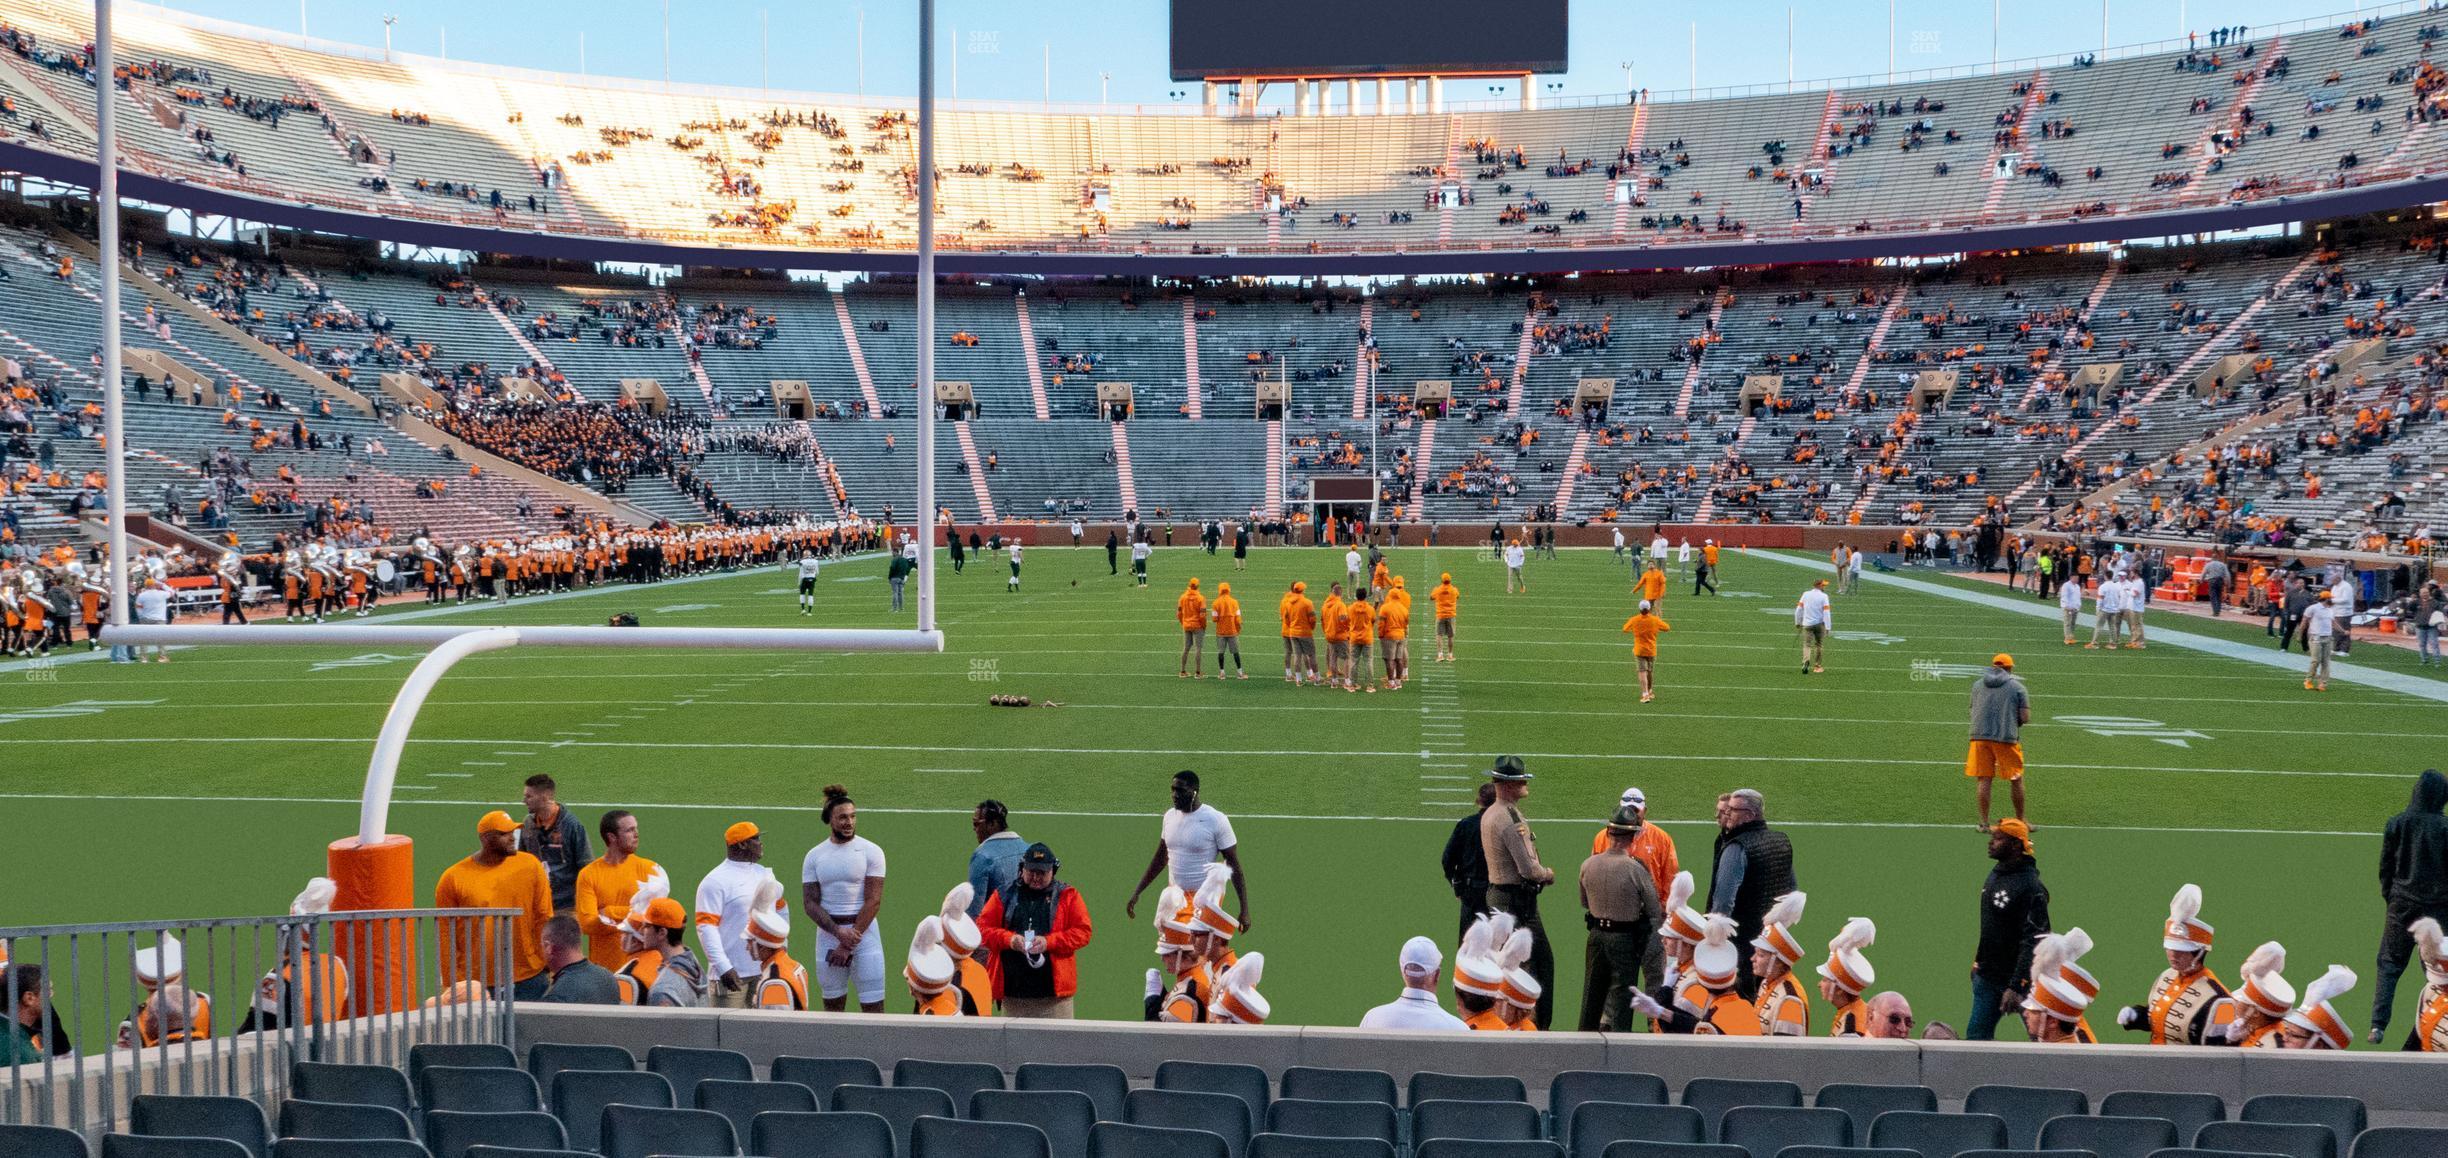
(751, 1111), (894, 1158)
(1250, 1136), (1397, 1158)
(1409, 1074), (1528, 1106)
(1716, 1105), (1850, 1158)
(2195, 1120), (2340, 1158)
(0, 1124), (95, 1158)
(1868, 1111), (2011, 1158)
(1416, 1142), (1565, 1158)
(1956, 1151), (2101, 1158)
(1280, 1068), (1398, 1107)
(2240, 1096), (2366, 1155)
(410, 1044), (517, 1101)
(422, 1067), (542, 1115)
(976, 1089), (1098, 1158)
(1127, 1088), (1255, 1158)
(130, 1095), (272, 1158)
(1810, 1084), (1938, 1140)
(421, 1111), (568, 1158)
(1092, 1122), (1232, 1158)
(1677, 1081), (1801, 1144)
(1570, 1103), (1706, 1158)
(2102, 1092), (2228, 1144)
(550, 1069), (674, 1154)
(278, 1100), (417, 1142)
(1016, 1063), (1129, 1125)
(914, 1116), (1052, 1158)
(1412, 1100), (1543, 1143)
(1549, 1073), (1670, 1141)
(599, 1103), (736, 1158)
(895, 1058), (1007, 1113)
(271, 1141), (431, 1158)
(695, 1077), (815, 1142)
(462, 1149), (592, 1158)
(2041, 1113), (2184, 1158)
(2354, 1127), (2448, 1158)
(527, 1043), (636, 1089)
(2144, 1150), (2295, 1158)
(104, 1138), (254, 1158)
(1154, 1061), (1270, 1128)
(833, 1085), (959, 1158)
(1770, 1149), (1921, 1158)
(290, 1062), (416, 1117)
(771, 1056), (884, 1106)
(1966, 1085), (2090, 1150)
(645, 1045), (753, 1106)
(1595, 1143), (1746, 1158)
(1268, 1100), (1399, 1145)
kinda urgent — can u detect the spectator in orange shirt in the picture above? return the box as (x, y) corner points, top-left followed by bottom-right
(1278, 580), (1319, 684)
(1377, 577), (1411, 690)
(1210, 581), (1246, 680)
(1176, 579), (1209, 678)
(434, 810), (555, 999)
(1430, 572), (1460, 662)
(1343, 591), (1380, 694)
(1638, 563), (1669, 609)
(1621, 600), (1670, 703)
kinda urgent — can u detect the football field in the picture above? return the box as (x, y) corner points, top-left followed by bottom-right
(2, 544), (2441, 1043)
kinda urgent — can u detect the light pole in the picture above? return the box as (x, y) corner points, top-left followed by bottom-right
(1619, 59), (1633, 103)
(1100, 72), (1111, 109)
(381, 14), (394, 62)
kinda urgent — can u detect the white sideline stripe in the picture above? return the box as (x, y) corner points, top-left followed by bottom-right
(0, 792), (2379, 838)
(1750, 550), (2448, 703)
(0, 735), (2369, 780)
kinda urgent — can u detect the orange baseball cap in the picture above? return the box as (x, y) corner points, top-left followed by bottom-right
(724, 821), (760, 846)
(1992, 653), (2015, 669)
(477, 810), (518, 835)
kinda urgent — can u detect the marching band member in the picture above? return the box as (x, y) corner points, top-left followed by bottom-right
(2407, 919), (2448, 1052)
(1818, 917), (1878, 1037)
(1751, 892), (1811, 1036)
(2279, 965), (2358, 1049)
(2223, 941), (2293, 1048)
(1633, 912), (1763, 1035)
(2117, 883), (2232, 1046)
(2020, 929), (2101, 1043)
(905, 916), (961, 1016)
(745, 876), (807, 1011)
(937, 884), (994, 1016)
(1210, 952), (1268, 1025)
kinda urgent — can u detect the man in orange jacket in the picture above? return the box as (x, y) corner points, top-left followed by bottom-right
(1211, 581), (1246, 680)
(976, 843), (1095, 1018)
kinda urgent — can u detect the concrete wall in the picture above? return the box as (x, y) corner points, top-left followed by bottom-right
(510, 1007), (2448, 1127)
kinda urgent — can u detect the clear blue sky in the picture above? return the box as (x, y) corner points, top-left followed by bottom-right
(152, 0), (2377, 106)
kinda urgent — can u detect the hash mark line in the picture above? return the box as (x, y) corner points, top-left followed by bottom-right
(460, 761), (507, 767)
(428, 772), (475, 778)
(915, 767), (984, 774)
(1419, 774), (1472, 780)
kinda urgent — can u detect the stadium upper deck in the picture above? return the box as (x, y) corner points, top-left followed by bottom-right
(6, 1), (2448, 271)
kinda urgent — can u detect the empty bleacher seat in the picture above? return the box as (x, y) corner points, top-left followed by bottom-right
(462, 1148), (592, 1158)
(598, 1103), (736, 1158)
(1569, 1103), (1706, 1158)
(424, 1112), (568, 1158)
(695, 1077), (816, 1142)
(834, 1084), (958, 1158)
(771, 1056), (885, 1106)
(1249, 1136), (1396, 1158)
(1409, 1074), (1528, 1106)
(1812, 1084), (1939, 1139)
(1965, 1084), (2090, 1149)
(423, 1068), (543, 1116)
(975, 1089), (1098, 1158)
(277, 1099), (417, 1142)
(2240, 1095), (2367, 1155)
(528, 1043), (636, 1088)
(1770, 1149), (1921, 1158)
(105, 1138), (255, 1158)
(1280, 1068), (1398, 1107)
(2040, 1113), (2184, 1158)
(1267, 1100), (1399, 1145)
(1014, 1062), (1128, 1125)
(290, 1061), (416, 1117)
(270, 1141), (431, 1158)
(1127, 1088), (1255, 1158)
(2195, 1120), (2339, 1158)
(1867, 1110), (2011, 1158)
(1152, 1061), (1269, 1129)
(1676, 1081), (1801, 1144)
(2101, 1092), (2227, 1144)
(1411, 1100), (1543, 1143)
(1716, 1105), (1851, 1158)
(894, 1058), (1007, 1112)
(0, 1124), (94, 1158)
(913, 1116), (1053, 1158)
(2354, 1128), (2448, 1158)
(1594, 1142), (1745, 1158)
(1549, 1073), (1670, 1141)
(645, 1045), (753, 1106)
(1416, 1141), (1565, 1158)
(1091, 1121), (1232, 1158)
(750, 1111), (894, 1158)
(410, 1044), (518, 1100)
(551, 1070), (674, 1154)
(130, 1095), (272, 1158)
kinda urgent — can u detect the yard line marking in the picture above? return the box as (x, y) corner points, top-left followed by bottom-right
(459, 761), (506, 767)
(428, 772), (475, 778)
(0, 792), (2382, 839)
(1420, 774), (1473, 780)
(915, 767), (984, 774)
(493, 751), (537, 757)
(395, 784), (435, 792)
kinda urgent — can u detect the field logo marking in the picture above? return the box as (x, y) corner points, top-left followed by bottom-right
(1909, 661), (1992, 681)
(968, 658), (1001, 683)
(309, 652), (422, 673)
(0, 698), (166, 725)
(23, 657), (57, 683)
(2053, 714), (2211, 748)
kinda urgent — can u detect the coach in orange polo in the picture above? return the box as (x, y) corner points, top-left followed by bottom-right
(436, 810), (556, 999)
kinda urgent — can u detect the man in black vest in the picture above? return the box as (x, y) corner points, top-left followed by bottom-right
(1707, 788), (1796, 1000)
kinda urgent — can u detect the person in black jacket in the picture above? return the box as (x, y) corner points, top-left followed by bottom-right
(1441, 783), (1495, 942)
(1970, 818), (2050, 1040)
(2372, 768), (2448, 1042)
(1707, 788), (1796, 1000)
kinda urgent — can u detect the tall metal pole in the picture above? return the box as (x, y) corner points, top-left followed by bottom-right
(1786, 8), (1793, 87)
(98, 0), (128, 641)
(1888, 0), (1896, 83)
(579, 30), (586, 76)
(1043, 41), (1051, 109)
(916, 0), (938, 633)
(856, 9), (865, 96)
(1993, 0), (2000, 69)
(949, 24), (957, 101)
(1688, 23), (1695, 93)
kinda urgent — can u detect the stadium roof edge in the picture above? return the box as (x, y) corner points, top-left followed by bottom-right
(8, 141), (2444, 276)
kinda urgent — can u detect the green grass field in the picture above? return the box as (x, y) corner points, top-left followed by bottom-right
(3, 544), (2441, 1045)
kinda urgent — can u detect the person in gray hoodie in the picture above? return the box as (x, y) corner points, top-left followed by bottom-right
(2372, 768), (2448, 1042)
(1967, 653), (2032, 832)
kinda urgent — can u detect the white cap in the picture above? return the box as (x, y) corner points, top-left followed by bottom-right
(1638, 599), (1653, 613)
(1398, 936), (1442, 977)
(134, 939), (184, 987)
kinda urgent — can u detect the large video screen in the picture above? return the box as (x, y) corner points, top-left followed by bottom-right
(1169, 0), (1568, 81)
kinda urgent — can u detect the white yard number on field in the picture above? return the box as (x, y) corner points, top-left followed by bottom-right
(0, 699), (165, 725)
(2052, 714), (2211, 748)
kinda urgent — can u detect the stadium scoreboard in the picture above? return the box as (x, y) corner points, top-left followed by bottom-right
(1169, 0), (1568, 81)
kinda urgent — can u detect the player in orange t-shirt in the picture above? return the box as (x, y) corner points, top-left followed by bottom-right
(1376, 578), (1411, 690)
(1638, 563), (1668, 608)
(1176, 579), (1209, 678)
(1621, 600), (1671, 703)
(1430, 573), (1460, 662)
